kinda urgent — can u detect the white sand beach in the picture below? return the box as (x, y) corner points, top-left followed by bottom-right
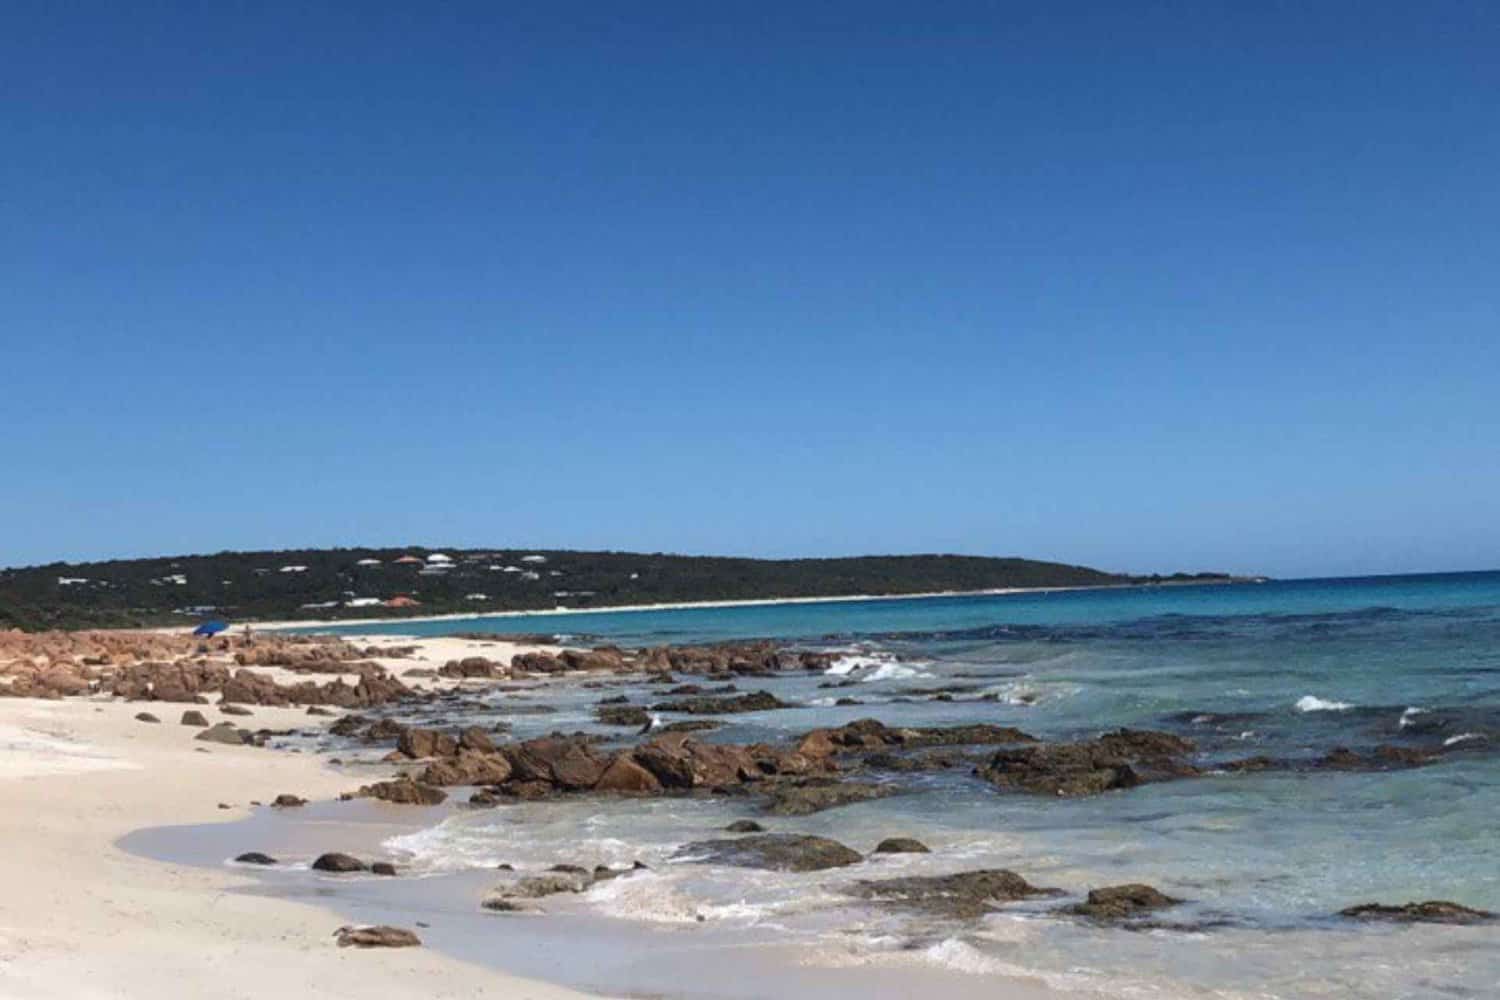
(0, 640), (597, 1000)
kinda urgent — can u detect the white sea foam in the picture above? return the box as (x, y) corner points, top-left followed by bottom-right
(824, 653), (930, 682)
(1398, 706), (1429, 728)
(1295, 695), (1354, 712)
(1443, 732), (1486, 747)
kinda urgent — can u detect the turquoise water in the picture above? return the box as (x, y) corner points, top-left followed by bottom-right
(316, 571), (1500, 647)
(267, 571), (1500, 997)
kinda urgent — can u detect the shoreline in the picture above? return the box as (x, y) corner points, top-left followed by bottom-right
(254, 579), (1238, 632)
(0, 637), (600, 1000)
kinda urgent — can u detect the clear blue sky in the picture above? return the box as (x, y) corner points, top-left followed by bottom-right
(4, 2), (1497, 578)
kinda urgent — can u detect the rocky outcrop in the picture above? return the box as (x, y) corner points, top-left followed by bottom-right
(180, 710), (209, 726)
(678, 833), (862, 872)
(234, 852), (278, 865)
(976, 729), (1198, 797)
(134, 712), (160, 723)
(397, 727), (458, 759)
(636, 642), (834, 678)
(1339, 901), (1494, 924)
(438, 657), (504, 679)
(849, 869), (1061, 918)
(595, 704), (651, 727)
(873, 837), (929, 854)
(357, 777), (448, 805)
(1066, 884), (1181, 920)
(650, 691), (794, 715)
(417, 749), (515, 787)
(271, 793), (306, 808)
(797, 718), (1036, 759)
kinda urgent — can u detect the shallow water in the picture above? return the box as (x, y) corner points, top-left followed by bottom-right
(142, 572), (1500, 997)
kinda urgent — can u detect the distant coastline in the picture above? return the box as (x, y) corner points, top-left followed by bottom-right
(260, 576), (1259, 633)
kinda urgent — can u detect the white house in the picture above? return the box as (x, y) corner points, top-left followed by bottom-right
(465, 593), (488, 601)
(521, 554), (547, 563)
(502, 565), (522, 573)
(355, 558), (382, 567)
(58, 577), (89, 586)
(279, 565), (308, 574)
(426, 553), (453, 564)
(345, 597), (383, 608)
(520, 571), (541, 581)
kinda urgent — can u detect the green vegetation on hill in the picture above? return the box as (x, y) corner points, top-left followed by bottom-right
(0, 547), (1235, 630)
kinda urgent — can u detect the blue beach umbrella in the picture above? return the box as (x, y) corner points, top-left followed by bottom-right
(192, 620), (229, 637)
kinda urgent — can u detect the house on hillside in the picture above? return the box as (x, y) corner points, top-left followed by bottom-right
(355, 558), (382, 567)
(465, 593), (488, 601)
(521, 554), (547, 563)
(426, 553), (453, 564)
(345, 597), (383, 608)
(394, 555), (424, 565)
(384, 595), (421, 608)
(279, 565), (308, 573)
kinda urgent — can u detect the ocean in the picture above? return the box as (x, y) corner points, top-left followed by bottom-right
(139, 572), (1500, 998)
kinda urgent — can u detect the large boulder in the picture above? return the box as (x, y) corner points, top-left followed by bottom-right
(418, 749), (514, 786)
(677, 833), (862, 872)
(593, 754), (663, 793)
(311, 852), (368, 873)
(505, 735), (610, 791)
(397, 727), (458, 759)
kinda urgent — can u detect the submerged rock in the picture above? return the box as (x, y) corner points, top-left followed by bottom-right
(234, 851), (278, 865)
(678, 833), (862, 872)
(311, 852), (368, 873)
(976, 729), (1198, 797)
(849, 869), (1061, 919)
(762, 780), (897, 816)
(595, 704), (651, 728)
(798, 719), (1035, 759)
(725, 819), (765, 833)
(1339, 901), (1494, 924)
(873, 837), (930, 854)
(651, 691), (794, 715)
(1067, 883), (1182, 920)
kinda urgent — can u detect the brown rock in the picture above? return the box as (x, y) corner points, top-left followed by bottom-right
(1067, 883), (1182, 920)
(335, 925), (420, 948)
